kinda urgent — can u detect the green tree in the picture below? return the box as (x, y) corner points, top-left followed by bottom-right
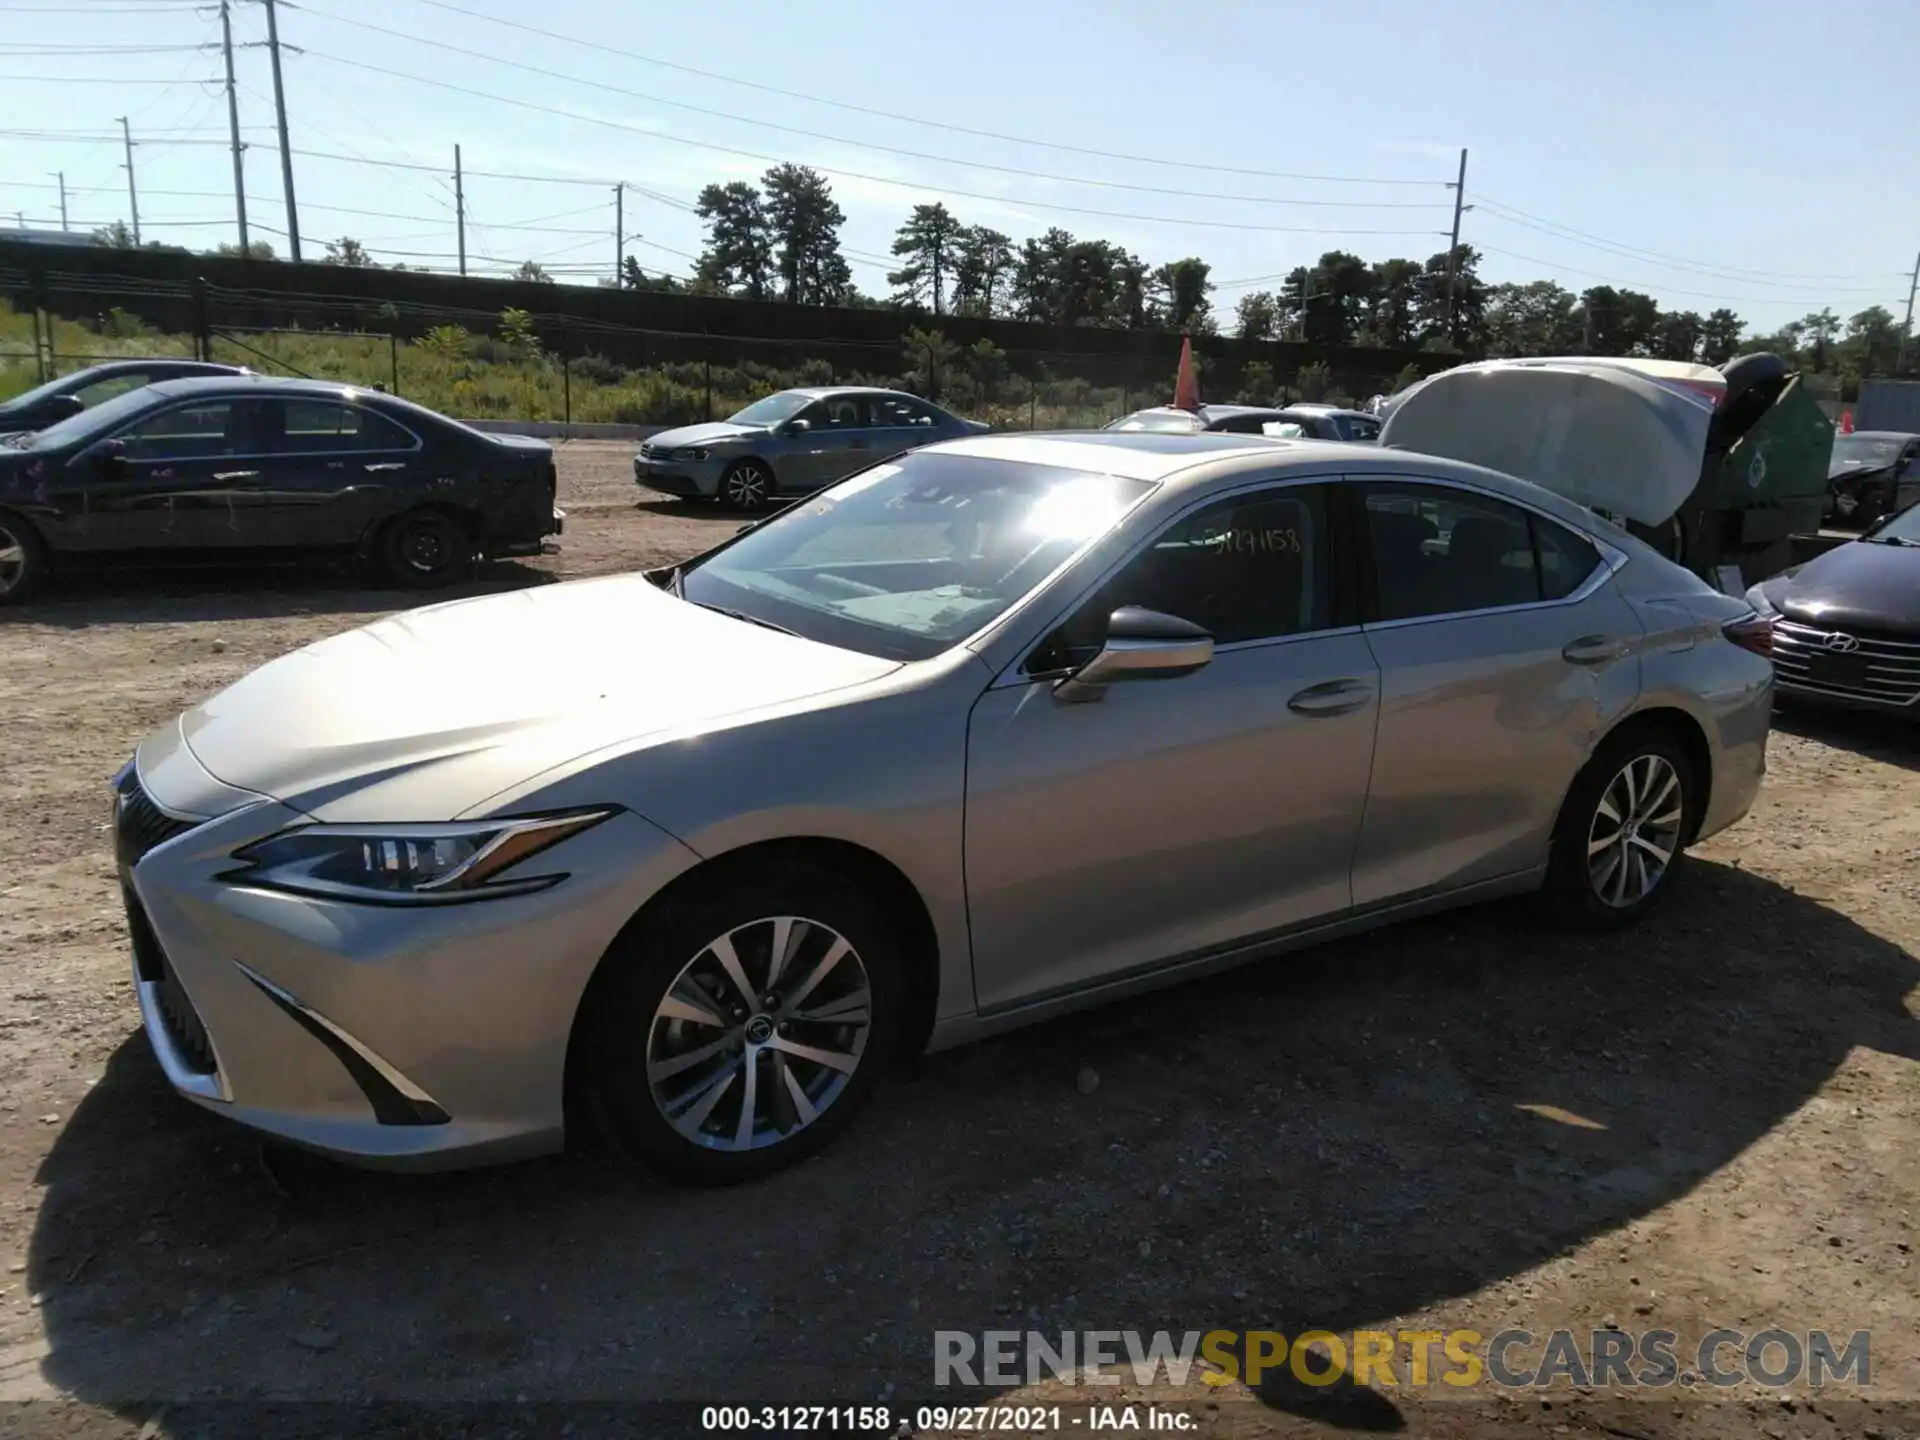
(1294, 359), (1333, 401)
(1699, 308), (1745, 366)
(762, 163), (850, 305)
(951, 226), (1013, 316)
(214, 239), (274, 260)
(514, 259), (555, 284)
(1798, 307), (1841, 371)
(1364, 258), (1423, 347)
(1234, 290), (1279, 341)
(321, 236), (377, 267)
(694, 181), (774, 298)
(1655, 309), (1703, 362)
(887, 202), (964, 314)
(1841, 305), (1901, 380)
(1483, 280), (1580, 356)
(497, 307), (539, 352)
(1150, 257), (1214, 333)
(1413, 245), (1486, 350)
(1236, 359), (1275, 403)
(90, 220), (135, 248)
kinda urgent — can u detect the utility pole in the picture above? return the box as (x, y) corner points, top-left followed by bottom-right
(614, 181), (624, 286)
(220, 0), (249, 252)
(50, 172), (67, 231)
(454, 145), (466, 277)
(262, 0), (300, 261)
(1898, 249), (1920, 376)
(117, 117), (140, 244)
(1442, 147), (1468, 339)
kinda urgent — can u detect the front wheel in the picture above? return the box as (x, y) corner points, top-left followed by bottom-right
(577, 862), (904, 1185)
(0, 512), (48, 606)
(1540, 726), (1696, 930)
(716, 460), (774, 511)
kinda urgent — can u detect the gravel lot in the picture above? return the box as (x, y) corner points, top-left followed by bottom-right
(0, 442), (1915, 1439)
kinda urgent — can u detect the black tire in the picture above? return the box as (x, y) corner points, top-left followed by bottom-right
(715, 459), (775, 511)
(379, 508), (470, 589)
(0, 510), (48, 606)
(1539, 723), (1697, 931)
(576, 860), (905, 1186)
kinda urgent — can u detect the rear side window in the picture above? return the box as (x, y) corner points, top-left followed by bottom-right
(1362, 482), (1601, 621)
(1343, 416), (1381, 441)
(271, 401), (416, 452)
(1532, 513), (1604, 600)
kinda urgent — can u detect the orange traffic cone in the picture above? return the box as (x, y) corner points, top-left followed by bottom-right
(1172, 336), (1200, 411)
(1839, 409), (1854, 434)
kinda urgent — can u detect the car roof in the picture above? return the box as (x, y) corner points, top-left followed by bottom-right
(786, 385), (932, 402)
(924, 430), (1613, 525)
(1842, 430), (1919, 442)
(143, 374), (402, 401)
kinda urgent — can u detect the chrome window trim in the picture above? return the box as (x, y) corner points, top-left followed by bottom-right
(984, 470), (1344, 690)
(1353, 470), (1626, 632)
(100, 396), (425, 466)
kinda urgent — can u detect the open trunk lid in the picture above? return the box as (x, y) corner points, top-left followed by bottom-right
(1377, 359), (1715, 527)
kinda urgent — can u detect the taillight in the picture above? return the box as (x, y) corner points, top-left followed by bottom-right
(1723, 612), (1774, 659)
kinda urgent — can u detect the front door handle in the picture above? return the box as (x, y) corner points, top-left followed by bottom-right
(212, 469), (258, 481)
(1287, 678), (1375, 717)
(364, 462), (407, 473)
(1562, 634), (1629, 665)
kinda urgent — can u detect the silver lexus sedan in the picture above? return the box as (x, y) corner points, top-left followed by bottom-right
(116, 432), (1774, 1185)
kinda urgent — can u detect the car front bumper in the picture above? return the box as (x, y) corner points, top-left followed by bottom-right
(633, 451), (725, 498)
(117, 738), (701, 1171)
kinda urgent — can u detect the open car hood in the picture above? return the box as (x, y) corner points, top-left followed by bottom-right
(1377, 360), (1714, 527)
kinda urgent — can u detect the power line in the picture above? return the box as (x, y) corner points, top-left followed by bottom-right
(398, 0), (1449, 189)
(293, 51), (1447, 240)
(290, 3), (1451, 212)
(1472, 242), (1898, 309)
(1471, 194), (1902, 286)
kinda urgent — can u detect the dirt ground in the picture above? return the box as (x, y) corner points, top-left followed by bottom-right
(0, 442), (1915, 1439)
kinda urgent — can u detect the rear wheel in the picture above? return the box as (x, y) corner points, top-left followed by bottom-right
(577, 861), (904, 1185)
(1541, 725), (1696, 930)
(380, 509), (469, 588)
(0, 512), (48, 606)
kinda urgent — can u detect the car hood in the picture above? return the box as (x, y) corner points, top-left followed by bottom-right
(172, 575), (900, 821)
(1767, 539), (1920, 635)
(646, 421), (763, 448)
(484, 432), (553, 455)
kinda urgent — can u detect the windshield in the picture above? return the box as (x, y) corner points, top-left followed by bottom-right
(680, 451), (1156, 661)
(1105, 410), (1202, 434)
(18, 383), (171, 450)
(1830, 436), (1905, 471)
(727, 391), (815, 427)
(1869, 502), (1920, 544)
(0, 372), (83, 415)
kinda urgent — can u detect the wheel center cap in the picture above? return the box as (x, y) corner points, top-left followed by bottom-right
(744, 1014), (774, 1044)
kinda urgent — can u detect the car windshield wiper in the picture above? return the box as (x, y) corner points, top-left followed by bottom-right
(1864, 534), (1911, 546)
(688, 600), (798, 636)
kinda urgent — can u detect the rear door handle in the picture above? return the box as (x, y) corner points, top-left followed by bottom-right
(1288, 678), (1375, 717)
(364, 462), (407, 473)
(1562, 634), (1629, 665)
(212, 469), (257, 481)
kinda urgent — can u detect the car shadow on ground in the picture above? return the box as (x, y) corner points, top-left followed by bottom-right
(23, 861), (1920, 1433)
(5, 560), (558, 628)
(1774, 702), (1920, 772)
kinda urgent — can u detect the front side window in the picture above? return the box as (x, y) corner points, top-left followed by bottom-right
(1342, 416), (1382, 441)
(1028, 485), (1329, 672)
(1362, 481), (1599, 621)
(1261, 420), (1308, 438)
(727, 391), (814, 427)
(115, 401), (243, 462)
(1106, 410), (1203, 434)
(680, 452), (1155, 661)
(72, 374), (154, 408)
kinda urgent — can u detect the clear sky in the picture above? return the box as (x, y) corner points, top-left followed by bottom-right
(3, 0), (1916, 335)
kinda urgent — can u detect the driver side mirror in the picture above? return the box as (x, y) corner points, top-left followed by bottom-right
(781, 418), (812, 437)
(46, 394), (86, 423)
(1053, 606), (1214, 704)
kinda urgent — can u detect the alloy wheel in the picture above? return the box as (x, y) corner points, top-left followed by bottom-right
(0, 524), (24, 597)
(647, 915), (873, 1152)
(722, 466), (769, 509)
(1586, 753), (1685, 909)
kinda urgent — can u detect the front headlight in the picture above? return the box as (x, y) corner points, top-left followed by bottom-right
(222, 809), (615, 905)
(670, 446), (711, 462)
